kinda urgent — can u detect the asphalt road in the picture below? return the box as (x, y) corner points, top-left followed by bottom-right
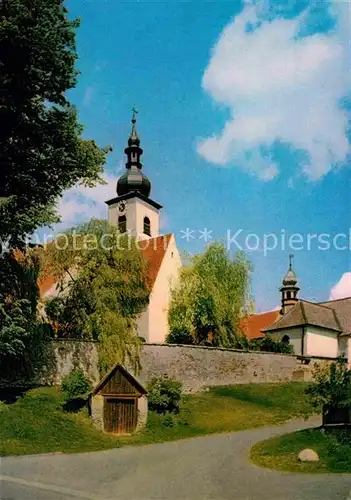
(1, 419), (350, 500)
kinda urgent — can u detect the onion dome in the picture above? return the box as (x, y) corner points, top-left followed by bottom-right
(116, 107), (151, 198)
(282, 255), (298, 286)
(117, 168), (151, 197)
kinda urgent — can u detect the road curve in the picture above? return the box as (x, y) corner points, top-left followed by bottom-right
(1, 418), (350, 500)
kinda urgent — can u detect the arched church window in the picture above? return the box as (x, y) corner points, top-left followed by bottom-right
(143, 216), (151, 236)
(282, 335), (290, 344)
(118, 215), (127, 233)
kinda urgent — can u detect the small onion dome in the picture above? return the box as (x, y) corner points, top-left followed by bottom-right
(116, 167), (151, 197)
(283, 268), (297, 286)
(128, 124), (140, 147)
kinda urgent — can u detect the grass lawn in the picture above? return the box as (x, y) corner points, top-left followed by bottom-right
(251, 427), (351, 473)
(0, 382), (312, 456)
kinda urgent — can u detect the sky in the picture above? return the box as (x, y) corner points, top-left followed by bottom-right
(52, 0), (350, 312)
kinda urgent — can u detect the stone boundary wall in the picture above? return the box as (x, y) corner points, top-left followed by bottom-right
(137, 344), (335, 392)
(0, 340), (100, 389)
(1, 341), (335, 390)
(44, 340), (100, 385)
(45, 341), (336, 393)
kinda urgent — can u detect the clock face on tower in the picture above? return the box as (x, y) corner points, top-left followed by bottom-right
(118, 201), (126, 212)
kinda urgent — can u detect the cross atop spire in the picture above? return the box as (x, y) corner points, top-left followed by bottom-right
(289, 253), (294, 270)
(132, 105), (138, 123)
(128, 105), (140, 148)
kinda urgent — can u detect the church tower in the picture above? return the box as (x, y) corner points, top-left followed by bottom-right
(105, 109), (162, 239)
(280, 254), (299, 315)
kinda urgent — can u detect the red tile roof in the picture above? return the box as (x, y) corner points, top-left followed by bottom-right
(139, 234), (172, 288)
(38, 234), (173, 297)
(39, 274), (58, 296)
(36, 242), (61, 296)
(10, 247), (59, 297)
(240, 310), (280, 340)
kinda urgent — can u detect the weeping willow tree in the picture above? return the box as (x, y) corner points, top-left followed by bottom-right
(167, 243), (252, 347)
(42, 219), (150, 372)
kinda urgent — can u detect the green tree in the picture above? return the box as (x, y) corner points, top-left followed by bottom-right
(306, 359), (351, 411)
(0, 0), (109, 247)
(0, 0), (110, 381)
(43, 220), (150, 371)
(0, 251), (49, 381)
(167, 243), (252, 347)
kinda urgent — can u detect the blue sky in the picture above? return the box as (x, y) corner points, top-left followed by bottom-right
(55, 0), (350, 312)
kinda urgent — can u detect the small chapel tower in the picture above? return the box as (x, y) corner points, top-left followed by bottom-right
(280, 254), (300, 315)
(105, 109), (162, 240)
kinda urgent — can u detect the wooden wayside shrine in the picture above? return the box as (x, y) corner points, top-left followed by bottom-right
(90, 364), (148, 435)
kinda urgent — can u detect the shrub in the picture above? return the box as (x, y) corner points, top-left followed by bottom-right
(61, 369), (92, 401)
(329, 428), (351, 446)
(166, 329), (194, 345)
(148, 376), (182, 414)
(250, 335), (294, 354)
(161, 414), (175, 427)
(232, 335), (251, 350)
(306, 358), (351, 411)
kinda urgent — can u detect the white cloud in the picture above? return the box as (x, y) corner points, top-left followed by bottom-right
(329, 272), (351, 300)
(197, 2), (350, 180)
(56, 171), (122, 229)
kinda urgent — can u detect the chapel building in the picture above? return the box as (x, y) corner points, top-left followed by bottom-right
(241, 256), (351, 363)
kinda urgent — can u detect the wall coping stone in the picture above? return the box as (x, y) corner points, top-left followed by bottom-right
(50, 339), (100, 343)
(49, 340), (342, 361)
(144, 343), (296, 357)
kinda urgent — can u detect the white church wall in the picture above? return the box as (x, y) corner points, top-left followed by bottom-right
(108, 197), (160, 240)
(107, 200), (138, 235)
(338, 336), (348, 359)
(133, 198), (160, 240)
(271, 327), (303, 355)
(147, 235), (182, 343)
(341, 336), (351, 367)
(336, 336), (351, 368)
(136, 308), (149, 342)
(125, 200), (137, 236)
(305, 326), (338, 358)
(107, 202), (118, 227)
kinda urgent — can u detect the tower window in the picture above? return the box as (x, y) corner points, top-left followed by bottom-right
(287, 291), (292, 299)
(118, 215), (127, 233)
(143, 216), (151, 236)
